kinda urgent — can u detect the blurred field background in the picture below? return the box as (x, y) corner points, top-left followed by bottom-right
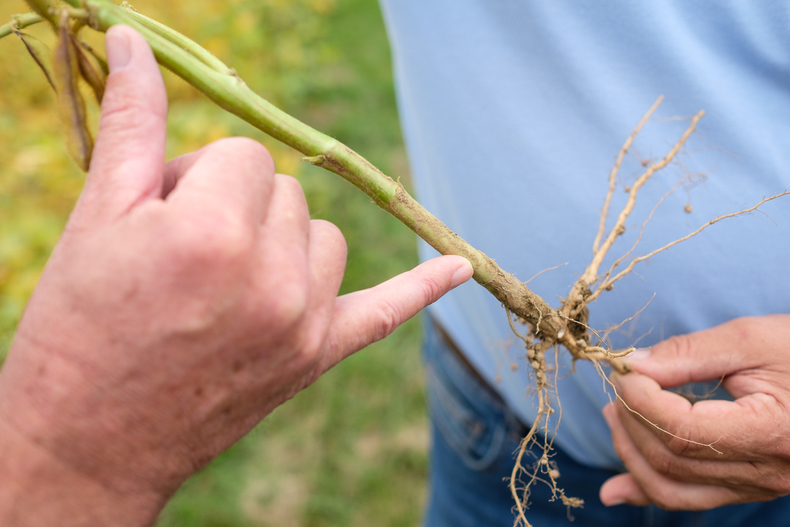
(0, 1), (430, 525)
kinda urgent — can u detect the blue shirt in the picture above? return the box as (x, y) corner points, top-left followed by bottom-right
(379, 1), (790, 469)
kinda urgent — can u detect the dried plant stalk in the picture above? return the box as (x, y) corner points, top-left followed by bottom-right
(52, 9), (93, 171)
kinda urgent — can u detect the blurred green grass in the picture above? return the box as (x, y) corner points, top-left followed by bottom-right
(0, 1), (428, 525)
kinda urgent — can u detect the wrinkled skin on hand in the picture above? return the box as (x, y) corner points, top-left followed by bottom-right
(600, 315), (790, 510)
(0, 26), (472, 526)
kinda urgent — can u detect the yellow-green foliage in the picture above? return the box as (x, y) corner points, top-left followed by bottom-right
(0, 4), (84, 354)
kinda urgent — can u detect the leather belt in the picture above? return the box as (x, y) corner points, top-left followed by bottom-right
(433, 319), (491, 389)
(432, 318), (530, 438)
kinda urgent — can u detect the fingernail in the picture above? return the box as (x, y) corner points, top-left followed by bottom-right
(626, 348), (651, 363)
(450, 259), (474, 289)
(106, 27), (132, 72)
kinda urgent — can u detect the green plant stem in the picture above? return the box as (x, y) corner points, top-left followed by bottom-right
(22, 0), (57, 26)
(33, 0), (566, 337)
(118, 3), (232, 75)
(0, 13), (43, 40)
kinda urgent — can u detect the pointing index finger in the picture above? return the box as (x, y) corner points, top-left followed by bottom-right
(320, 256), (473, 368)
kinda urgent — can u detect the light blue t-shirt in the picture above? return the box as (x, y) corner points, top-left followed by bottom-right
(379, 1), (790, 469)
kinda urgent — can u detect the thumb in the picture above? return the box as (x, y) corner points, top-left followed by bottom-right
(73, 25), (167, 226)
(626, 322), (749, 389)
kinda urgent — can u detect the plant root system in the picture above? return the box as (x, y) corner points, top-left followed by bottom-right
(504, 96), (789, 526)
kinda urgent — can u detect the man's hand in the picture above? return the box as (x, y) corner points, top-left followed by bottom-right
(0, 25), (472, 526)
(600, 315), (790, 510)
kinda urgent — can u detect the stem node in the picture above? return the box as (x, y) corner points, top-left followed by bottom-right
(303, 154), (326, 166)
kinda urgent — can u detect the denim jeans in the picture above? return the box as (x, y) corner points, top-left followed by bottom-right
(421, 316), (790, 527)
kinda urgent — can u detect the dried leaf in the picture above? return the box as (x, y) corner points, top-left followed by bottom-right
(71, 35), (107, 103)
(14, 31), (56, 91)
(53, 11), (94, 172)
(80, 41), (109, 76)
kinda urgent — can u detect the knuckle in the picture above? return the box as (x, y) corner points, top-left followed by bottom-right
(268, 280), (309, 330)
(726, 316), (760, 343)
(419, 275), (445, 306)
(300, 327), (328, 358)
(276, 172), (302, 190)
(610, 435), (626, 459)
(646, 446), (680, 478)
(212, 212), (255, 256)
(647, 484), (683, 511)
(372, 300), (402, 342)
(763, 469), (790, 496)
(659, 419), (702, 457)
(312, 219), (347, 252)
(172, 209), (255, 267)
(665, 431), (695, 457)
(652, 494), (679, 511)
(659, 333), (693, 360)
(209, 137), (274, 173)
(101, 89), (164, 131)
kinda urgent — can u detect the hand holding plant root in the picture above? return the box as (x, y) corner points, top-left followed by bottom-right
(600, 315), (790, 509)
(505, 96), (788, 526)
(2, 3), (789, 526)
